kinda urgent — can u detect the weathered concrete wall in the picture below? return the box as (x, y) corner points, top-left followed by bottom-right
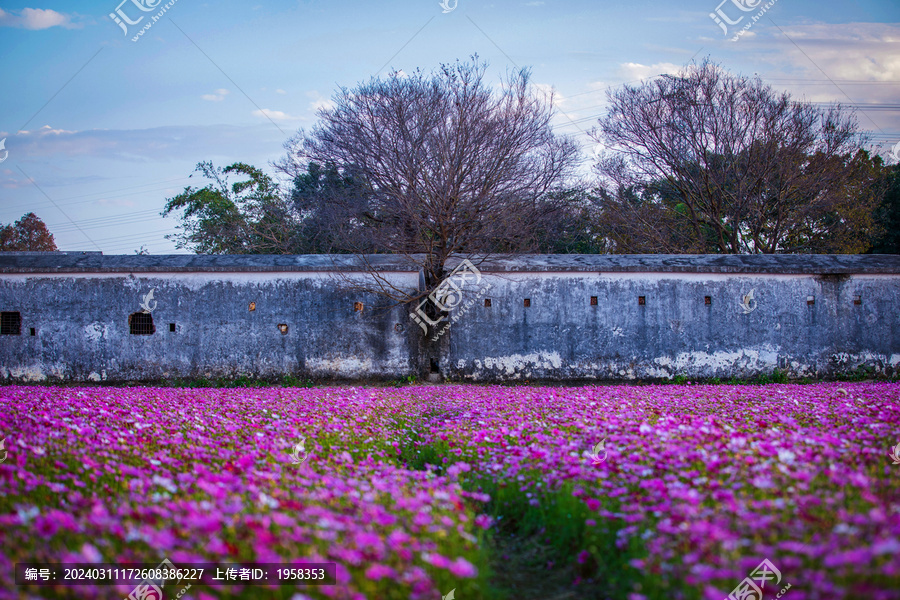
(0, 252), (898, 382)
(442, 271), (900, 381)
(0, 255), (417, 381)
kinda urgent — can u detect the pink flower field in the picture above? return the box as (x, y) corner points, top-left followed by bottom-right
(1, 383), (898, 600)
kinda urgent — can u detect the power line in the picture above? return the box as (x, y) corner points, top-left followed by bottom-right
(16, 166), (102, 252)
(3, 178), (193, 215)
(47, 208), (166, 232)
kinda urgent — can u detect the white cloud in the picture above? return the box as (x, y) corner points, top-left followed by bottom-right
(0, 7), (79, 30)
(276, 89), (287, 95)
(306, 91), (334, 113)
(252, 108), (301, 121)
(618, 62), (685, 83)
(201, 89), (230, 102)
(759, 22), (900, 83)
(4, 124), (288, 162)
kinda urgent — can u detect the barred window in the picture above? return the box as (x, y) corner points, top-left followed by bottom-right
(129, 312), (155, 335)
(1, 312), (21, 335)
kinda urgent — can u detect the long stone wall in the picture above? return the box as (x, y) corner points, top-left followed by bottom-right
(0, 252), (898, 382)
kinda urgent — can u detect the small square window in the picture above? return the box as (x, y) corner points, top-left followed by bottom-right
(129, 312), (155, 335)
(0, 311), (22, 335)
(484, 298), (492, 308)
(1, 312), (21, 335)
(853, 295), (861, 305)
(169, 323), (176, 333)
(249, 302), (256, 311)
(523, 298), (531, 308)
(278, 324), (289, 334)
(354, 302), (363, 312)
(807, 296), (815, 306)
(638, 296), (645, 306)
(590, 296), (598, 306)
(29, 327), (36, 336)
(704, 296), (712, 306)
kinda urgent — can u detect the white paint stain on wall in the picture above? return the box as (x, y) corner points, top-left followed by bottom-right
(305, 355), (407, 377)
(84, 322), (108, 344)
(661, 346), (780, 372)
(3, 363), (67, 382)
(477, 351), (563, 376)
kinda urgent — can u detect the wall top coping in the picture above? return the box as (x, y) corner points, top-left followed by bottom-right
(1, 252), (899, 275)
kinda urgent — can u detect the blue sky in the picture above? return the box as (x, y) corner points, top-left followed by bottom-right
(1, 0), (898, 254)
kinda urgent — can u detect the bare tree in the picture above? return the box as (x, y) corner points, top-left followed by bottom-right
(592, 58), (880, 254)
(275, 57), (579, 302)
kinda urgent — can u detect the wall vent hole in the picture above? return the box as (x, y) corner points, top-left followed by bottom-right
(853, 295), (861, 305)
(590, 296), (598, 306)
(484, 298), (492, 308)
(523, 298), (531, 308)
(638, 296), (646, 306)
(169, 323), (176, 333)
(704, 296), (712, 306)
(354, 302), (363, 312)
(29, 327), (36, 337)
(278, 324), (289, 334)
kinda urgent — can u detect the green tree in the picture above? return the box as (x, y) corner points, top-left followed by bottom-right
(162, 162), (299, 254)
(870, 163), (900, 254)
(0, 212), (58, 251)
(289, 161), (373, 254)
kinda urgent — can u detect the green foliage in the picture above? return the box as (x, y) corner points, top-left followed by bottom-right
(281, 374), (315, 388)
(870, 163), (900, 254)
(754, 369), (789, 385)
(162, 162), (298, 254)
(466, 474), (698, 600)
(835, 366), (875, 382)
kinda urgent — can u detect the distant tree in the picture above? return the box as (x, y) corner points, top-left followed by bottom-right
(870, 163), (900, 254)
(593, 182), (706, 254)
(531, 188), (611, 254)
(288, 161), (372, 254)
(162, 162), (300, 254)
(0, 212), (57, 251)
(592, 58), (879, 254)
